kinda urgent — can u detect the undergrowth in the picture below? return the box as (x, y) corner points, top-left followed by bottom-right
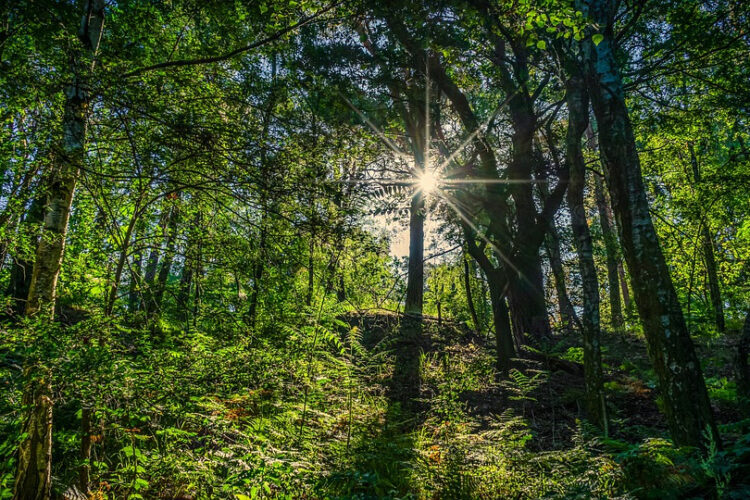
(2, 310), (749, 499)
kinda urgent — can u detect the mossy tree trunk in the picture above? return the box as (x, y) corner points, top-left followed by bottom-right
(581, 0), (718, 448)
(565, 74), (605, 429)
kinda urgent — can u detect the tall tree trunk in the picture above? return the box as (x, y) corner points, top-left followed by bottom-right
(463, 251), (481, 333)
(618, 262), (631, 311)
(177, 212), (199, 322)
(16, 3), (105, 497)
(306, 237), (315, 307)
(128, 218), (145, 312)
(544, 217), (580, 332)
(506, 93), (552, 343)
(593, 172), (625, 330)
(582, 0), (718, 448)
(565, 75), (605, 428)
(688, 141), (724, 333)
(247, 224), (265, 328)
(404, 190), (425, 316)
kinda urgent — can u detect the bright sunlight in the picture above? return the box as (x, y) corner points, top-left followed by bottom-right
(418, 169), (439, 194)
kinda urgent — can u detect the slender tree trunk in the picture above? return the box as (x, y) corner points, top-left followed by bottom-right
(463, 251), (481, 333)
(464, 232), (514, 372)
(247, 223), (265, 328)
(105, 204), (140, 315)
(78, 407), (92, 493)
(404, 190), (425, 316)
(688, 142), (724, 333)
(177, 212), (200, 322)
(544, 219), (580, 332)
(152, 203), (179, 311)
(306, 237), (315, 307)
(582, 0), (718, 448)
(593, 172), (625, 330)
(565, 75), (605, 428)
(617, 262), (631, 311)
(128, 219), (145, 312)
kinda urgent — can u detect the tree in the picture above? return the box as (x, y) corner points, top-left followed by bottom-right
(580, 0), (718, 448)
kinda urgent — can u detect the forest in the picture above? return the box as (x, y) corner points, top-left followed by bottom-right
(0, 0), (749, 498)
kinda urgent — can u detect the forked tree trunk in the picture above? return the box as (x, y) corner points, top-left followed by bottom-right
(565, 75), (605, 428)
(582, 0), (718, 448)
(506, 92), (552, 344)
(105, 203), (141, 315)
(464, 232), (515, 372)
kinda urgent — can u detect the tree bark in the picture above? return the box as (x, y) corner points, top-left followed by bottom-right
(78, 407), (92, 493)
(582, 0), (718, 448)
(565, 75), (605, 428)
(487, 271), (514, 374)
(12, 367), (52, 500)
(404, 190), (425, 316)
(505, 81), (552, 344)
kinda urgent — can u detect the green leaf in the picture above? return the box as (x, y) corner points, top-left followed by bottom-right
(592, 34), (604, 46)
(536, 40), (547, 50)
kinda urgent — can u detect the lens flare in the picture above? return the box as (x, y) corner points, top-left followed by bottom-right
(418, 170), (439, 194)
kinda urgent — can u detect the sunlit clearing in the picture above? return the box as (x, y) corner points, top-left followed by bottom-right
(418, 170), (439, 194)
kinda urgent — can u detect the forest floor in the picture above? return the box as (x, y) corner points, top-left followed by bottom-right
(3, 310), (750, 499)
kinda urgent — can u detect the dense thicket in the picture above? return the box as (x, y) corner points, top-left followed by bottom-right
(1, 0), (748, 498)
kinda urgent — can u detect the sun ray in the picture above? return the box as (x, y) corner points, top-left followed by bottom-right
(340, 94), (410, 162)
(433, 189), (520, 276)
(434, 90), (519, 175)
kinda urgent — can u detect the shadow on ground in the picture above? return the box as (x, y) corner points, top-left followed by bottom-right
(317, 314), (426, 499)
